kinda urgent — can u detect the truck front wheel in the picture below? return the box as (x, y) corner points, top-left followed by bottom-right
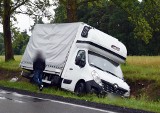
(75, 82), (86, 95)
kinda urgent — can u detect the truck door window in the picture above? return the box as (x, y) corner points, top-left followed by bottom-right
(75, 50), (86, 67)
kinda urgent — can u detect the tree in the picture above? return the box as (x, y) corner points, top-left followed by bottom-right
(12, 30), (29, 55)
(2, 0), (16, 61)
(57, 0), (100, 22)
(55, 0), (160, 44)
(141, 0), (160, 54)
(0, 32), (4, 55)
(0, 0), (53, 61)
(30, 16), (44, 31)
(54, 3), (67, 23)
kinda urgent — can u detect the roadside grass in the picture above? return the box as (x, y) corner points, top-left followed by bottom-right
(0, 55), (22, 71)
(0, 55), (160, 113)
(122, 56), (160, 83)
(122, 64), (160, 82)
(126, 56), (160, 67)
(0, 80), (159, 113)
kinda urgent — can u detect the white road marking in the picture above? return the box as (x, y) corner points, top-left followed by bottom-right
(0, 90), (10, 94)
(50, 99), (117, 113)
(14, 99), (25, 103)
(0, 90), (117, 113)
(0, 96), (6, 100)
(12, 92), (24, 97)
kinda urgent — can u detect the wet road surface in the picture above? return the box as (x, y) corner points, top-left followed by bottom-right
(0, 89), (116, 113)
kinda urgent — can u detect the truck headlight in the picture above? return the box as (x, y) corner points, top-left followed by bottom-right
(91, 70), (102, 86)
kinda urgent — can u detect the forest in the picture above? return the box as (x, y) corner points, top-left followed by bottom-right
(0, 0), (160, 58)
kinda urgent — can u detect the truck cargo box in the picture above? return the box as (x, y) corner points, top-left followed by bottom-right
(20, 23), (82, 74)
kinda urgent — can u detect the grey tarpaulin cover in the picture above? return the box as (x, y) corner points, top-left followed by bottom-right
(20, 22), (82, 73)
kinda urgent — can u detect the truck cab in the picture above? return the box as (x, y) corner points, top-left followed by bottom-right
(61, 26), (130, 97)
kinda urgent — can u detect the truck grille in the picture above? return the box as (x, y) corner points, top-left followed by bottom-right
(102, 80), (128, 96)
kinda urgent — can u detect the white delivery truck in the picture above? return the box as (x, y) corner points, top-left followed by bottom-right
(20, 22), (130, 97)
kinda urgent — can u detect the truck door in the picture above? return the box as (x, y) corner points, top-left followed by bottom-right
(61, 50), (86, 91)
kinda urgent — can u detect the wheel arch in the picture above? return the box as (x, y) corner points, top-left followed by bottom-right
(74, 79), (86, 92)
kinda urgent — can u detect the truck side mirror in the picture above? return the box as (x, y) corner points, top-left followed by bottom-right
(75, 50), (86, 68)
(75, 57), (85, 68)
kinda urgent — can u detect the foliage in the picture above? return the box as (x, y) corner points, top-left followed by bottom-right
(130, 16), (153, 44)
(30, 16), (44, 31)
(1, 0), (160, 59)
(53, 0), (160, 55)
(0, 30), (29, 55)
(53, 3), (67, 23)
(12, 30), (29, 55)
(0, 32), (4, 55)
(56, 0), (100, 22)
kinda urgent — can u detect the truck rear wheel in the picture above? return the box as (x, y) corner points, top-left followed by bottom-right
(75, 82), (86, 95)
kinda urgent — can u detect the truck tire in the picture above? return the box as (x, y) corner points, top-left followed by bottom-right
(75, 82), (86, 95)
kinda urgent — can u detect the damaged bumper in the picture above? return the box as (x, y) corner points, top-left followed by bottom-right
(85, 80), (105, 94)
(86, 80), (129, 97)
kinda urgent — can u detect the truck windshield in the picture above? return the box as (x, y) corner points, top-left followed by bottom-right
(88, 51), (123, 79)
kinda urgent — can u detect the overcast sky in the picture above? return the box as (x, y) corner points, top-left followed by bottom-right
(0, 14), (50, 34)
(0, 1), (55, 35)
(13, 13), (54, 35)
(14, 14), (34, 35)
(0, 13), (54, 36)
(0, 14), (34, 35)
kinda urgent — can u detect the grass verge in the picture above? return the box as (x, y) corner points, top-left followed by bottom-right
(0, 55), (22, 71)
(0, 80), (159, 113)
(0, 55), (160, 112)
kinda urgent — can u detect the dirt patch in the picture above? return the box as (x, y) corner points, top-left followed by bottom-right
(0, 69), (29, 82)
(0, 69), (20, 80)
(126, 79), (160, 101)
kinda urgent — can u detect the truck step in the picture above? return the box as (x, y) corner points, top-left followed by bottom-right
(42, 79), (51, 84)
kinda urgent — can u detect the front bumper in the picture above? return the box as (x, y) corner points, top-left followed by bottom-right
(86, 80), (129, 97)
(102, 80), (129, 97)
(85, 80), (105, 94)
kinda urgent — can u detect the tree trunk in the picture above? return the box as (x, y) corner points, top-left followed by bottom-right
(3, 0), (14, 61)
(66, 0), (77, 22)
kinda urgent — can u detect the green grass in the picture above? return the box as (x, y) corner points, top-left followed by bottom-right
(0, 80), (159, 113)
(122, 64), (160, 81)
(0, 55), (160, 113)
(126, 56), (160, 67)
(0, 55), (22, 71)
(122, 56), (160, 83)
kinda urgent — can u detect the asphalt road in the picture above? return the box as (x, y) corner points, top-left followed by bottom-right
(0, 86), (154, 113)
(0, 89), (116, 113)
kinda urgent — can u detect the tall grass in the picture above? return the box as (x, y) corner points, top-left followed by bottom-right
(0, 55), (22, 70)
(126, 56), (160, 67)
(122, 56), (160, 83)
